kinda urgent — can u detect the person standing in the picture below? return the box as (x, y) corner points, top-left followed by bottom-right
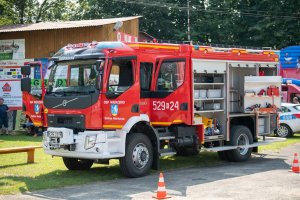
(0, 97), (9, 135)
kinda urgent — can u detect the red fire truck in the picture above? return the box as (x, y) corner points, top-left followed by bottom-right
(21, 62), (45, 134)
(21, 42), (281, 177)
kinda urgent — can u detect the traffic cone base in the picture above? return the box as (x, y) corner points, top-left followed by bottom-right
(289, 153), (300, 173)
(153, 172), (171, 199)
(153, 195), (171, 199)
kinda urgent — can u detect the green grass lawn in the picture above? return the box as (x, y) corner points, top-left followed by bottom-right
(0, 133), (299, 195)
(259, 133), (300, 152)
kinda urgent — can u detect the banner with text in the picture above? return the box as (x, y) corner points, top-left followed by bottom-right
(116, 31), (138, 43)
(0, 80), (22, 109)
(0, 39), (25, 60)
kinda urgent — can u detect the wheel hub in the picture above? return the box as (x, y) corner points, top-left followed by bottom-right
(237, 133), (249, 155)
(277, 126), (288, 137)
(132, 143), (149, 169)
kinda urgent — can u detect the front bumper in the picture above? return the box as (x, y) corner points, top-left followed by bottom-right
(43, 127), (126, 159)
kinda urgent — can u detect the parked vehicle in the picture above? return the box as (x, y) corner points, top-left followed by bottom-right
(276, 103), (300, 137)
(280, 46), (300, 103)
(21, 42), (281, 177)
(21, 62), (46, 135)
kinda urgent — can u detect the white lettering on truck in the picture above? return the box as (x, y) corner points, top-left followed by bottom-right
(152, 101), (179, 111)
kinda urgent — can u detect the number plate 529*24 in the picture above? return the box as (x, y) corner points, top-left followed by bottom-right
(47, 131), (63, 138)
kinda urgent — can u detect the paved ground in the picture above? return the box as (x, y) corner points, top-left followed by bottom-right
(1, 143), (300, 200)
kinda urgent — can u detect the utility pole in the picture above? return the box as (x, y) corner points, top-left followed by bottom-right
(187, 0), (191, 41)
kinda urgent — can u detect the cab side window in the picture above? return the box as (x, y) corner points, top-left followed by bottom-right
(140, 62), (153, 98)
(108, 60), (134, 92)
(156, 60), (185, 91)
(29, 65), (43, 98)
(140, 62), (153, 91)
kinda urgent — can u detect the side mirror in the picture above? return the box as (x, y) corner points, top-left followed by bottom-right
(21, 77), (31, 93)
(21, 65), (31, 76)
(96, 74), (102, 90)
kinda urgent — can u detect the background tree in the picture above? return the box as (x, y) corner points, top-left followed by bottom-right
(0, 0), (69, 24)
(0, 0), (16, 25)
(0, 0), (300, 48)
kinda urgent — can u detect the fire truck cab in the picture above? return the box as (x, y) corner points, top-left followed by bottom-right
(21, 42), (281, 177)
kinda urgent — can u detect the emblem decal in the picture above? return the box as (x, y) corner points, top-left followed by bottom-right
(111, 104), (118, 116)
(53, 98), (78, 108)
(34, 104), (40, 114)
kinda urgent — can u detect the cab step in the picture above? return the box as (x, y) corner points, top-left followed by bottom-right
(158, 131), (175, 140)
(159, 136), (175, 140)
(160, 148), (177, 157)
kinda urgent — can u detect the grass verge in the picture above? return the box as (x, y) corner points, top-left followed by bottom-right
(259, 133), (300, 152)
(0, 133), (299, 195)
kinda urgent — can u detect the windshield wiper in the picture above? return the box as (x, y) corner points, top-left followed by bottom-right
(48, 90), (95, 96)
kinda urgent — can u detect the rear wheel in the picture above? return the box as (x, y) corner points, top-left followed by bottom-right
(227, 125), (253, 162)
(119, 133), (153, 178)
(276, 124), (293, 138)
(62, 157), (94, 170)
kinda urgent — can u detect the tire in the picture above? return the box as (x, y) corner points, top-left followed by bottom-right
(176, 145), (199, 156)
(227, 125), (253, 162)
(275, 124), (293, 138)
(119, 133), (153, 178)
(62, 157), (94, 170)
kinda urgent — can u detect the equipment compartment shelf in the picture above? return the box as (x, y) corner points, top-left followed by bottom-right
(194, 83), (224, 86)
(195, 98), (225, 101)
(204, 135), (224, 142)
(244, 95), (279, 98)
(194, 110), (224, 113)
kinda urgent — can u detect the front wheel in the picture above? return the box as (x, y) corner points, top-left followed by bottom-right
(275, 124), (293, 138)
(119, 133), (153, 178)
(62, 157), (94, 170)
(227, 125), (253, 162)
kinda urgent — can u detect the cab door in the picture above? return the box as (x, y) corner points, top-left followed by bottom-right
(102, 57), (140, 129)
(150, 57), (191, 126)
(23, 62), (44, 127)
(139, 61), (154, 116)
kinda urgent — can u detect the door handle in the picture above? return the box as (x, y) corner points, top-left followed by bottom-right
(131, 104), (140, 113)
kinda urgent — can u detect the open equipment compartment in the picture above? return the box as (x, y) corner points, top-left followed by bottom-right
(192, 58), (280, 142)
(192, 59), (227, 142)
(244, 76), (281, 113)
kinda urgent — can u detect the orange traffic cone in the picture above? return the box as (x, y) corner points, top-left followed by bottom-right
(289, 153), (300, 173)
(153, 172), (171, 199)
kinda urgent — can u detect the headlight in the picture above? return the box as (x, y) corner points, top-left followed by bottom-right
(84, 135), (97, 150)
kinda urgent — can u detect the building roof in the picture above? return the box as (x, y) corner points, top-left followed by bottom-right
(0, 16), (141, 33)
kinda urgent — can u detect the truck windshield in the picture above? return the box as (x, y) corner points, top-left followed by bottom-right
(47, 60), (101, 94)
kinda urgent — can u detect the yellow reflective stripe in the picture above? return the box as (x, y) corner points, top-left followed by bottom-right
(173, 120), (183, 123)
(263, 51), (275, 54)
(199, 47), (212, 51)
(232, 49), (247, 53)
(128, 44), (179, 50)
(151, 120), (183, 126)
(103, 125), (123, 129)
(33, 122), (42, 127)
(151, 122), (172, 126)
